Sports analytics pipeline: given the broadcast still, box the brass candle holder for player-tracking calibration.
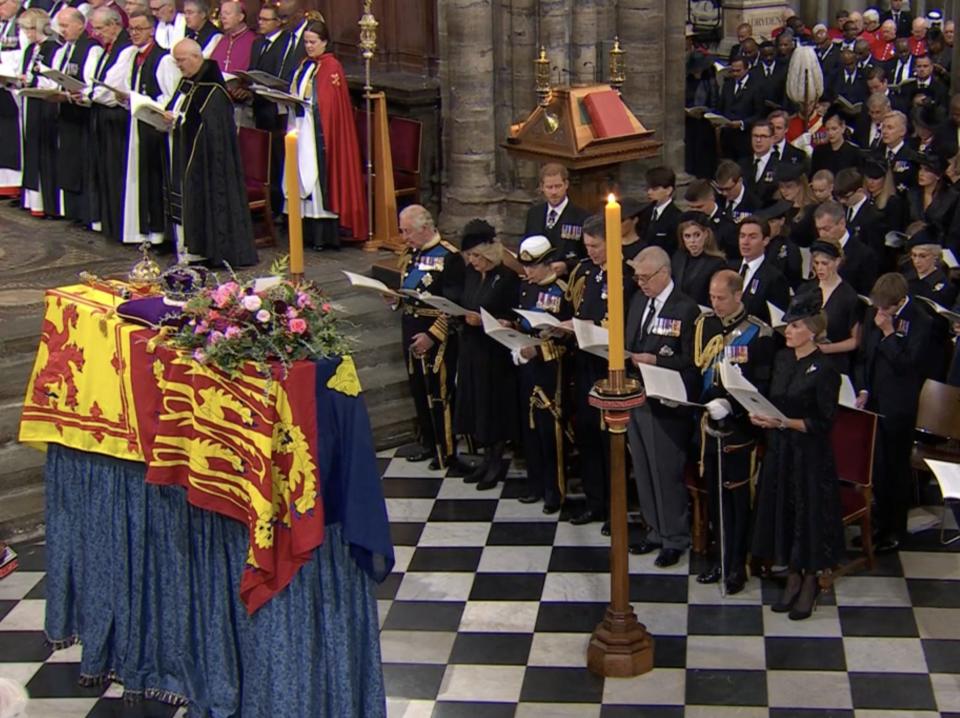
[609,36,626,94]
[359,1,378,245]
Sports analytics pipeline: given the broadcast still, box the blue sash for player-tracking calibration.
[701,322,759,397]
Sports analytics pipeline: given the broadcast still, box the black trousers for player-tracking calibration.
[405,333,457,460]
[873,413,914,538]
[574,353,609,514]
[703,436,754,576]
[520,360,564,505]
[91,105,129,242]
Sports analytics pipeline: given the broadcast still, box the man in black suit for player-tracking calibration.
[864,66,911,115]
[835,168,888,259]
[716,55,764,160]
[854,92,892,150]
[934,94,960,159]
[831,49,869,105]
[637,165,681,255]
[813,24,840,78]
[814,201,879,295]
[886,38,915,86]
[714,159,760,227]
[855,273,932,554]
[276,0,308,80]
[624,246,702,568]
[751,41,787,107]
[248,4,289,220]
[768,110,808,169]
[909,54,949,106]
[875,109,919,193]
[740,120,779,205]
[732,216,791,323]
[685,178,738,259]
[523,163,590,274]
[855,40,877,73]
[881,0,913,39]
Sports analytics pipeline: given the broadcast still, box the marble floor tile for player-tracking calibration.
[842,637,929,673]
[540,572,610,603]
[526,632,591,668]
[477,546,552,574]
[435,664,526,703]
[416,522,491,548]
[834,576,914,608]
[602,667,685,705]
[458,601,540,634]
[0,600,46,631]
[685,635,767,671]
[395,572,476,602]
[380,630,457,665]
[766,670,853,709]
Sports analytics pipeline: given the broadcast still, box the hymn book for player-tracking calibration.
[250,85,310,108]
[835,96,863,115]
[767,301,786,329]
[131,92,171,132]
[916,296,960,324]
[0,69,20,88]
[942,248,959,269]
[481,308,542,351]
[513,309,568,330]
[230,70,288,90]
[342,270,404,299]
[572,318,609,359]
[719,358,789,422]
[637,364,703,407]
[17,87,64,100]
[40,68,86,93]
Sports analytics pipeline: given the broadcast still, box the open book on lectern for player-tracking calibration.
[718,358,789,422]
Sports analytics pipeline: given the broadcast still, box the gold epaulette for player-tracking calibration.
[556,278,568,293]
[745,314,774,338]
[440,239,459,253]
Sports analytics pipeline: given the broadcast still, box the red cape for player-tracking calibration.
[314,53,368,242]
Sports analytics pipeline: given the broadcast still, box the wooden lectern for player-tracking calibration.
[504,84,662,211]
[363,91,404,252]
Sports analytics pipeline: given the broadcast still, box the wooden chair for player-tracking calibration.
[830,406,879,580]
[388,115,422,205]
[911,379,960,468]
[237,126,276,248]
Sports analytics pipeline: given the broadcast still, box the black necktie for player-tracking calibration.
[735,80,743,95]
[546,208,558,229]
[771,146,780,161]
[641,298,657,337]
[739,262,748,278]
[887,148,896,162]
[753,156,761,181]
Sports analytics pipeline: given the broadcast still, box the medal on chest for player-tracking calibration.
[651,317,682,337]
[536,290,561,313]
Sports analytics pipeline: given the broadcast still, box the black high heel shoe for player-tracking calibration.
[771,571,803,613]
[788,574,821,621]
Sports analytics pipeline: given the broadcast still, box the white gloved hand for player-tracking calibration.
[511,348,529,366]
[705,398,732,421]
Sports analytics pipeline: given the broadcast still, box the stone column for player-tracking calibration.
[572,0,600,84]
[662,0,687,172]
[540,0,573,84]
[438,0,504,236]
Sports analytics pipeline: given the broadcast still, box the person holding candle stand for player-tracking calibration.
[624,246,701,567]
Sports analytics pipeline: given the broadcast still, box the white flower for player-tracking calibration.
[242,294,263,312]
[256,309,271,323]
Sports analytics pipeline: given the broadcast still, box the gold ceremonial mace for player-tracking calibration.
[586,195,654,677]
[358,1,377,245]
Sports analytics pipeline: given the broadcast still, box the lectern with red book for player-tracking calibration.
[504,84,662,211]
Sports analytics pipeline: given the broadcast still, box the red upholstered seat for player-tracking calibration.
[831,407,878,577]
[237,126,275,248]
[388,115,422,205]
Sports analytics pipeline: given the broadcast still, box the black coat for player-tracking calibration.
[873,143,920,193]
[638,200,682,255]
[816,42,841,78]
[720,188,761,225]
[751,61,787,107]
[740,154,779,205]
[736,257,791,324]
[524,200,591,270]
[671,251,726,307]
[907,77,949,106]
[811,141,863,176]
[707,208,739,260]
[830,67,869,105]
[752,348,844,571]
[454,265,521,444]
[847,199,890,259]
[279,21,307,80]
[249,31,289,130]
[881,9,913,38]
[853,114,885,152]
[838,234,880,296]
[625,287,702,411]
[906,186,958,238]
[935,121,960,160]
[765,235,804,289]
[855,299,932,419]
[773,140,808,170]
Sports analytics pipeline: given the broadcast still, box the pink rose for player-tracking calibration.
[242,294,262,312]
[286,307,299,319]
[193,349,206,362]
[288,317,307,334]
[208,330,225,344]
[321,303,332,313]
[256,309,271,323]
[296,292,313,309]
[225,325,242,339]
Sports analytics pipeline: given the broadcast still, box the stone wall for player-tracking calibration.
[436,0,687,245]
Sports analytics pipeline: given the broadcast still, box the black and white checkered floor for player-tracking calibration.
[2,447,960,717]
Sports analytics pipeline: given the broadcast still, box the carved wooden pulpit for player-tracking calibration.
[504,84,663,212]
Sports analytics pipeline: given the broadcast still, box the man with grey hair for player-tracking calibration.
[51,7,103,225]
[85,0,127,36]
[876,109,918,193]
[150,0,184,49]
[87,5,134,240]
[395,204,465,469]
[623,246,701,568]
[814,200,878,295]
[182,0,220,57]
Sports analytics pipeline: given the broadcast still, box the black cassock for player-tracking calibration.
[166,60,257,267]
[55,34,100,224]
[454,264,520,446]
[90,31,132,241]
[20,39,61,216]
[0,17,22,191]
[752,348,845,572]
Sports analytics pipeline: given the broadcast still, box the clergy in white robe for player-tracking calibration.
[16,8,61,217]
[119,8,178,245]
[86,5,135,241]
[0,0,24,197]
[150,0,183,50]
[51,7,102,225]
[182,0,219,58]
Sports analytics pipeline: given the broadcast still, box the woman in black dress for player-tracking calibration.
[751,293,844,621]
[863,159,905,272]
[776,163,818,249]
[811,107,862,177]
[906,154,957,239]
[455,220,521,490]
[671,211,727,306]
[798,240,863,375]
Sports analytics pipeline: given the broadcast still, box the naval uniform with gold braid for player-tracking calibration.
[694,307,774,585]
[399,233,465,463]
[516,274,572,509]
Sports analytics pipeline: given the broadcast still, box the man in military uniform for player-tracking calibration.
[514,235,573,514]
[566,214,635,527]
[397,205,465,468]
[625,246,702,568]
[524,163,591,275]
[694,270,775,593]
